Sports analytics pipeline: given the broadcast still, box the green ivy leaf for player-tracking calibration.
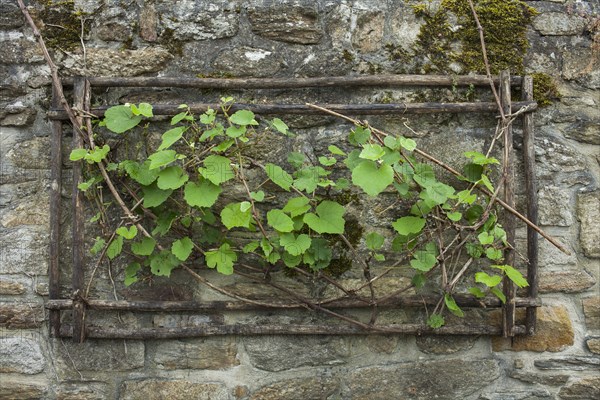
[478,231,494,245]
[202,155,234,185]
[131,102,153,117]
[70,148,88,161]
[410,250,437,272]
[265,163,293,191]
[90,237,106,255]
[282,252,302,268]
[318,156,336,166]
[365,232,385,250]
[349,125,371,145]
[142,184,172,208]
[122,160,159,185]
[172,237,194,261]
[304,238,332,270]
[171,111,188,125]
[328,145,346,156]
[293,167,320,193]
[131,237,156,256]
[444,294,465,317]
[412,272,426,288]
[447,211,462,222]
[104,105,143,133]
[152,212,177,236]
[221,202,253,229]
[491,287,506,303]
[466,242,484,258]
[243,241,259,253]
[287,152,305,168]
[184,179,221,208]
[283,197,311,218]
[200,124,224,142]
[158,126,186,151]
[392,216,426,236]
[420,181,455,205]
[205,243,237,275]
[106,236,124,260]
[157,166,189,190]
[427,313,445,328]
[250,191,265,202]
[85,145,110,163]
[271,118,290,135]
[303,201,345,234]
[226,125,246,138]
[475,272,502,287]
[352,160,394,196]
[116,225,138,240]
[463,163,484,182]
[457,189,477,205]
[464,151,499,165]
[229,109,258,126]
[150,250,180,277]
[279,233,312,256]
[148,150,177,169]
[492,265,529,288]
[260,238,273,256]
[200,109,216,124]
[485,247,503,261]
[398,136,417,151]
[124,262,141,286]
[267,209,294,232]
[468,287,486,298]
[480,174,494,192]
[359,144,385,161]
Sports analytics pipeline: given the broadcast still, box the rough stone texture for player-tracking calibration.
[538,186,573,226]
[586,337,600,354]
[154,0,239,40]
[0,38,44,64]
[0,336,45,374]
[244,335,349,371]
[562,47,600,90]
[538,237,577,269]
[1,194,50,228]
[55,382,110,400]
[539,269,596,293]
[510,370,570,386]
[150,337,238,370]
[248,1,323,45]
[119,380,228,400]
[365,335,399,354]
[96,23,132,42]
[577,192,600,258]
[0,227,49,275]
[0,279,26,295]
[352,11,385,53]
[60,47,172,77]
[212,46,283,77]
[0,107,36,127]
[478,389,554,400]
[250,376,339,400]
[416,335,477,354]
[0,377,48,400]
[558,376,600,399]
[0,1,23,29]
[139,2,158,42]
[534,356,600,371]
[346,359,500,399]
[583,296,600,331]
[492,305,574,352]
[532,12,588,35]
[0,302,44,329]
[6,137,51,169]
[55,340,144,373]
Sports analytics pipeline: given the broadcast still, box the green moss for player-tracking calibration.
[531,73,561,107]
[413,0,538,75]
[342,49,355,62]
[159,28,184,57]
[34,0,90,51]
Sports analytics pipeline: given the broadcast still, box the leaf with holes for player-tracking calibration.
[150,250,180,277]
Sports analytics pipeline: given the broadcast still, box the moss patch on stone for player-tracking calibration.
[34,0,90,51]
[531,72,561,107]
[413,0,538,75]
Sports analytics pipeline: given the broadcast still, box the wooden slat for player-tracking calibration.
[57,323,527,339]
[500,70,517,338]
[71,77,86,343]
[48,83,63,338]
[61,74,524,89]
[522,75,539,335]
[49,100,538,120]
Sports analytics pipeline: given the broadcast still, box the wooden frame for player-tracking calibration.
[45,73,539,341]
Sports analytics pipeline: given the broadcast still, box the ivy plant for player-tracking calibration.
[71,98,528,329]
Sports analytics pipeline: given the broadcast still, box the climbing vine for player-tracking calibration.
[72,98,529,328]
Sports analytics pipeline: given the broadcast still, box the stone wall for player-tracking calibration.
[1,0,598,399]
